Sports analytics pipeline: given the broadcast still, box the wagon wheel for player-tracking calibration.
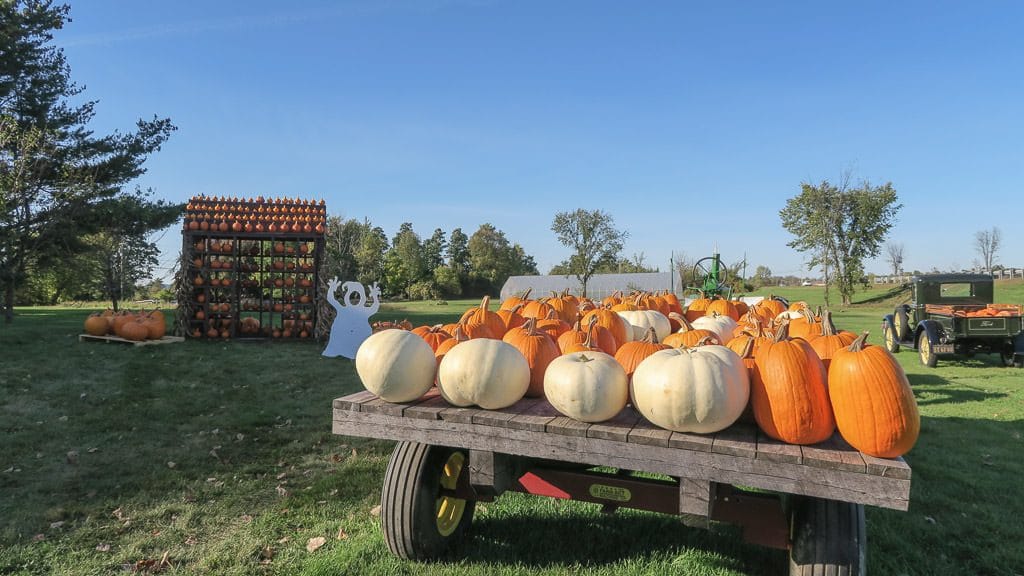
[917,332,938,368]
[381,442,476,560]
[882,321,900,353]
[789,497,866,576]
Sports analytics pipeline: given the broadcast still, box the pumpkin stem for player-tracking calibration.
[676,314,694,333]
[451,324,469,342]
[820,310,837,337]
[521,287,533,301]
[847,331,869,352]
[740,337,755,359]
[522,317,539,336]
[642,327,658,344]
[695,335,715,347]
[479,295,491,311]
[773,319,791,342]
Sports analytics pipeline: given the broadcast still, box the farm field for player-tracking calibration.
[1,284,1023,575]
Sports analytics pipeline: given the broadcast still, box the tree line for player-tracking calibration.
[321,218,538,299]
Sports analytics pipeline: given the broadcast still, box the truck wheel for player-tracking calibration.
[883,322,900,353]
[918,332,938,368]
[894,307,911,342]
[381,442,475,560]
[1000,351,1024,368]
[789,497,866,576]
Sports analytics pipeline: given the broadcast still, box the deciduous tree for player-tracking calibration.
[779,178,901,305]
[551,209,628,297]
[974,227,1001,274]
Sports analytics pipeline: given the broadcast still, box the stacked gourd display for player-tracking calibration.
[356,290,920,459]
[83,309,168,341]
[183,195,326,234]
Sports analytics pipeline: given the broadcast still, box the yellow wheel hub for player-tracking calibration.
[435,452,467,536]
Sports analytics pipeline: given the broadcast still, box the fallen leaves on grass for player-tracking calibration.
[336,526,348,540]
[49,521,64,530]
[184,536,198,546]
[259,545,274,565]
[96,543,111,552]
[125,551,172,573]
[305,537,326,553]
[32,534,45,542]
[66,451,78,464]
[369,505,381,517]
[166,462,176,469]
[276,485,289,497]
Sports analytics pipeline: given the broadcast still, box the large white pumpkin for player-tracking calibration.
[631,345,749,433]
[438,338,530,409]
[690,313,738,344]
[544,352,628,423]
[355,329,436,402]
[617,310,670,342]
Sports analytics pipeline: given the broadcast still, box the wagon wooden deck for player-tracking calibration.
[333,389,911,511]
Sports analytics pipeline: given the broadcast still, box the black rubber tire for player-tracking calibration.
[918,331,938,368]
[789,498,866,576]
[883,322,900,353]
[381,442,475,560]
[894,307,911,342]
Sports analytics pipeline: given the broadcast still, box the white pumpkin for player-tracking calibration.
[355,329,436,402]
[631,345,750,433]
[690,313,737,344]
[617,310,670,342]
[437,338,530,409]
[544,352,628,423]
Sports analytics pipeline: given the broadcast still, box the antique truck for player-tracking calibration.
[882,273,1024,367]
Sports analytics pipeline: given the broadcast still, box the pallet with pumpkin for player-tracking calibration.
[81,309,182,345]
[334,292,917,574]
[177,195,325,340]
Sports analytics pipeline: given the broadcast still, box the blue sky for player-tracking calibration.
[56,1,1023,283]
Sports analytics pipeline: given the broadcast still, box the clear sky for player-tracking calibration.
[55,1,1023,283]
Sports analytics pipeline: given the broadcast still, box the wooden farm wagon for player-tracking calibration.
[333,389,911,575]
[177,195,326,340]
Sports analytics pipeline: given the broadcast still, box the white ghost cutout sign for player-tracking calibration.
[322,278,380,359]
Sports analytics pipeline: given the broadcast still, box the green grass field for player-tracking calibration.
[1,284,1023,575]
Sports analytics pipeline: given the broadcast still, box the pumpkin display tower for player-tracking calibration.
[177,195,327,340]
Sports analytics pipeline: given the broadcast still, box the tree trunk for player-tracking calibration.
[4,281,13,324]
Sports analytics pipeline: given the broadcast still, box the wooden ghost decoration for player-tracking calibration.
[322,278,380,359]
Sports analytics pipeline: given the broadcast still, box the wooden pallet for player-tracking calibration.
[79,334,185,346]
[333,389,912,511]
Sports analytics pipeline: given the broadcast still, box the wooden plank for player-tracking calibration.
[802,435,866,473]
[333,390,376,411]
[545,416,591,438]
[403,393,449,421]
[587,407,641,442]
[79,334,184,346]
[472,397,542,428]
[669,431,714,452]
[506,398,559,432]
[628,418,672,447]
[439,405,483,425]
[359,397,407,417]
[756,431,803,464]
[712,423,757,458]
[331,411,911,510]
[862,454,912,480]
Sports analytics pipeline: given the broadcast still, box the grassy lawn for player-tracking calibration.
[1,286,1022,575]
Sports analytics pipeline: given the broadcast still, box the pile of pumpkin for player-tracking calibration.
[356,290,920,459]
[83,309,167,342]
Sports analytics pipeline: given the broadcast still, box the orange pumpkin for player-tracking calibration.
[581,308,628,349]
[613,327,669,380]
[705,298,740,321]
[411,324,451,353]
[828,333,920,458]
[435,324,470,368]
[500,288,532,311]
[808,311,857,371]
[662,315,720,348]
[84,313,109,336]
[503,318,561,398]
[460,296,507,338]
[752,322,835,445]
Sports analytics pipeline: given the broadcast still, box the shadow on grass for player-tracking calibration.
[851,284,911,306]
[908,373,1008,406]
[451,509,783,573]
